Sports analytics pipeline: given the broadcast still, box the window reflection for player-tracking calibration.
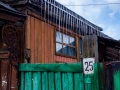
[63,45,69,55]
[56,43,62,54]
[56,31,76,57]
[70,47,76,56]
[63,34,69,44]
[70,36,75,46]
[56,31,62,43]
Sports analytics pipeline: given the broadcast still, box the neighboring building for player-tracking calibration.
[1,0,119,63]
[0,1,26,89]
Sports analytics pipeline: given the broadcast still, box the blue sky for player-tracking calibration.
[56,0,120,40]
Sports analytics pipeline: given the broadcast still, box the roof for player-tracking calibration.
[0,1,26,18]
[10,0,112,39]
[98,36,120,49]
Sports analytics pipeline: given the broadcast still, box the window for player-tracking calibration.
[56,31,76,57]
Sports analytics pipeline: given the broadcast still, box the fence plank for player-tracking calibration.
[84,75,92,90]
[33,72,40,90]
[74,73,81,90]
[25,72,32,90]
[62,73,68,90]
[55,72,62,90]
[91,64,99,90]
[48,72,55,90]
[98,63,104,90]
[38,72,41,90]
[68,73,73,90]
[19,72,25,90]
[79,73,84,90]
[42,72,48,90]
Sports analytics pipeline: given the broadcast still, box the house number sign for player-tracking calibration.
[83,58,95,74]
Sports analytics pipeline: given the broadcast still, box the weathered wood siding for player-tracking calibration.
[26,15,78,63]
[26,15,54,63]
[83,35,98,62]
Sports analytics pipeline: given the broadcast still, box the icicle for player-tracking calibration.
[53,0,55,23]
[44,0,46,21]
[48,0,50,24]
[62,10,64,33]
[71,15,72,33]
[78,19,80,35]
[56,6,58,28]
[58,5,61,32]
[65,12,68,33]
[41,0,43,18]
[76,17,78,35]
[61,6,63,28]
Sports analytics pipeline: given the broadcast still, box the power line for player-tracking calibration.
[64,3,120,6]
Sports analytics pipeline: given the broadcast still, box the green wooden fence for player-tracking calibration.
[114,69,120,90]
[19,63,104,90]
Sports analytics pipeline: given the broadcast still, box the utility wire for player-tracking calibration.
[64,3,120,6]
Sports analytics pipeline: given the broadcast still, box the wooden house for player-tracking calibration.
[2,0,119,64]
[0,0,120,90]
[0,1,26,89]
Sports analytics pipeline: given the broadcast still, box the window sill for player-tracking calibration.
[55,53,77,59]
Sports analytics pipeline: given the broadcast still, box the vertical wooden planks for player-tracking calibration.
[48,72,55,90]
[83,35,98,62]
[50,26,54,63]
[25,72,32,90]
[55,72,62,90]
[33,72,39,90]
[41,22,45,63]
[38,20,42,63]
[74,73,84,90]
[67,73,73,90]
[91,64,99,90]
[19,72,25,90]
[114,70,120,90]
[34,19,39,63]
[10,66,18,90]
[30,17,35,63]
[62,73,68,90]
[0,60,9,90]
[84,75,92,90]
[44,23,50,63]
[98,63,104,90]
[42,72,48,90]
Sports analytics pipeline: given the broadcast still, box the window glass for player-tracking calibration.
[56,43,62,54]
[69,47,76,56]
[70,36,75,46]
[63,34,69,44]
[63,45,69,55]
[56,31,76,57]
[56,31,62,43]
